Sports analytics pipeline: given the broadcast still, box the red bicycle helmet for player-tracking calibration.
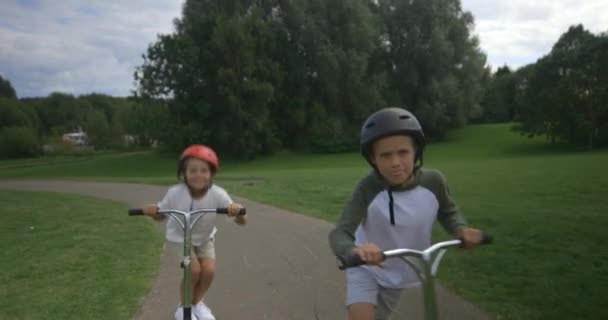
[177,144,219,177]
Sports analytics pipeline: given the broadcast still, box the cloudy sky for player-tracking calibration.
[1,0,607,98]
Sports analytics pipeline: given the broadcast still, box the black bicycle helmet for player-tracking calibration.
[360,107,426,167]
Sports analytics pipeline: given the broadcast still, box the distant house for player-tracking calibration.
[122,134,136,147]
[62,129,88,146]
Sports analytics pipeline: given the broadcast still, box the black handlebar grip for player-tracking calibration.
[337,254,366,270]
[128,208,144,216]
[216,207,247,215]
[481,232,493,245]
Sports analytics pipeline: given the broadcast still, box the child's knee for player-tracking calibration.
[189,258,201,280]
[198,268,214,282]
[199,259,215,278]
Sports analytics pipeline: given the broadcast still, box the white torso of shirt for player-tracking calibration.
[158,183,232,245]
[355,186,440,288]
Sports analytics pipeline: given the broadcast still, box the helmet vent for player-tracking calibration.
[365,122,375,129]
[399,115,410,119]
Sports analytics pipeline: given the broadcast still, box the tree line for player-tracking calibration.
[134,0,487,158]
[2,1,606,159]
[0,86,167,158]
[476,25,608,148]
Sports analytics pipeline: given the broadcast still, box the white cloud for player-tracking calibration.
[1,1,607,97]
[462,0,608,70]
[0,0,182,97]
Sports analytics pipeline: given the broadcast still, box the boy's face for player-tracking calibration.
[184,158,212,190]
[371,135,416,186]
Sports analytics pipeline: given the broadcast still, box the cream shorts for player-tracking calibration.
[168,237,215,261]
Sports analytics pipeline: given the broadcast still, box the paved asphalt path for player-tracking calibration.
[0,180,492,320]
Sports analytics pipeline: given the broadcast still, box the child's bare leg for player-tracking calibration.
[193,257,215,303]
[348,303,375,320]
[179,255,201,305]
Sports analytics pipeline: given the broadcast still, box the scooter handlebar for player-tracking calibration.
[337,232,493,270]
[127,207,247,216]
[216,207,247,215]
[128,208,144,216]
[478,232,493,245]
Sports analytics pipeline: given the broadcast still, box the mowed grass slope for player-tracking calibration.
[221,124,608,319]
[0,191,163,320]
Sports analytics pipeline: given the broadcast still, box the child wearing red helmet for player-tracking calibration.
[142,144,246,320]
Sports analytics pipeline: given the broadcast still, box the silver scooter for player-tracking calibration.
[337,233,492,320]
[129,206,246,320]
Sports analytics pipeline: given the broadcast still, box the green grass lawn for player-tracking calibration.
[0,191,163,320]
[0,151,125,170]
[1,123,606,319]
[221,125,608,319]
[0,151,176,180]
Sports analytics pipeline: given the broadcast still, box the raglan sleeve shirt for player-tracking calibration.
[329,169,468,257]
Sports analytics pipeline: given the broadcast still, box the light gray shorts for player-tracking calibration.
[346,267,403,320]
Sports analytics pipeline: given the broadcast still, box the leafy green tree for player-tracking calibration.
[0,74,17,99]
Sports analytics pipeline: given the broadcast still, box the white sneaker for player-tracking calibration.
[194,300,215,320]
[175,305,199,320]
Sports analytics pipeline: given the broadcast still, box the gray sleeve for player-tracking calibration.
[328,175,379,257]
[432,170,468,235]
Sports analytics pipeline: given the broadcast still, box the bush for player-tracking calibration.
[0,126,41,158]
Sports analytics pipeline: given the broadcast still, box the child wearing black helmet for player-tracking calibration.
[329,107,483,320]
